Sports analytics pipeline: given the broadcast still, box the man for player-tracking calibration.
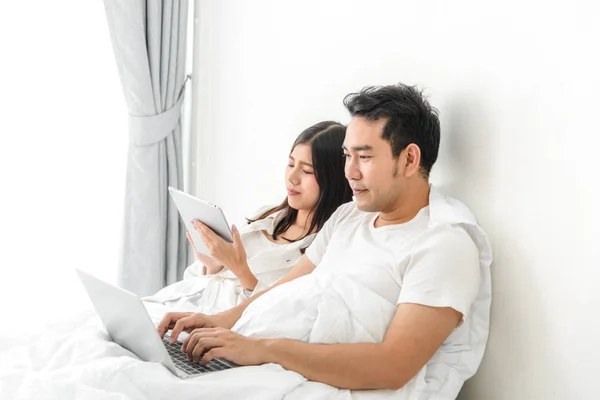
[158,83,492,397]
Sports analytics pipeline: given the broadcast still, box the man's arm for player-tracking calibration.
[159,254,317,340]
[261,303,461,390]
[256,226,479,390]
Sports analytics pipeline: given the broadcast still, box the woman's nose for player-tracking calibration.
[288,168,300,185]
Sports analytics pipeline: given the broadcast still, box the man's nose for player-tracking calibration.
[345,158,361,181]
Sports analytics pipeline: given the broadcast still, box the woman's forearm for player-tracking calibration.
[235,263,258,290]
[204,264,225,275]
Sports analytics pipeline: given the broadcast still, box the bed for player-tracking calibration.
[0,271,427,400]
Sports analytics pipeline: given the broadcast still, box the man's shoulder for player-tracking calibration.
[334,200,358,216]
[415,223,478,258]
[330,201,371,225]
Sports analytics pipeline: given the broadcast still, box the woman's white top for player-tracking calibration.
[143,207,315,315]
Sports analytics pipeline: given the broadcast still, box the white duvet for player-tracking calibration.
[0,272,426,400]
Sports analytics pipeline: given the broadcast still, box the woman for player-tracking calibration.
[144,121,353,315]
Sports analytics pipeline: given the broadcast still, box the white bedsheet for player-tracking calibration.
[0,272,425,400]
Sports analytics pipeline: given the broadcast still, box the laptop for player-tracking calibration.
[75,268,237,378]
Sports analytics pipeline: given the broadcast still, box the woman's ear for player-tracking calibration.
[403,144,422,177]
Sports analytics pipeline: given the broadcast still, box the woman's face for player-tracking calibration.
[285,143,320,212]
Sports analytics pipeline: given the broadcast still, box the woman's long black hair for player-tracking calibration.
[248,121,353,242]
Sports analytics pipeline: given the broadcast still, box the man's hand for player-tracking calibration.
[181,327,267,366]
[157,312,218,343]
[157,311,240,343]
[157,312,195,339]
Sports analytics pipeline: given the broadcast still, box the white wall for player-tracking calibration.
[0,1,127,327]
[191,0,599,398]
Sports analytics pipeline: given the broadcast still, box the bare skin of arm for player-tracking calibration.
[257,304,461,389]
[177,302,461,390]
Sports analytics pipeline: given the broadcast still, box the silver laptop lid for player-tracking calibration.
[75,269,179,375]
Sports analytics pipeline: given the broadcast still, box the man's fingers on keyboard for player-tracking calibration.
[191,343,207,363]
[182,327,212,350]
[202,347,224,365]
[170,319,189,343]
[184,331,205,357]
[182,330,195,353]
[157,312,187,338]
[195,337,224,363]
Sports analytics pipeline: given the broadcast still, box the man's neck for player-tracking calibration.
[376,180,431,227]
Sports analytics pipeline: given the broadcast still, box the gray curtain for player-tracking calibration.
[103,0,189,296]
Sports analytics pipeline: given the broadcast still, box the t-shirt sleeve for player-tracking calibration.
[397,225,480,320]
[305,202,354,267]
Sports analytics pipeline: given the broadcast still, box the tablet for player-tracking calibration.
[168,187,233,255]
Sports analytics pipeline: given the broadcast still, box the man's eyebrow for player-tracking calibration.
[289,155,313,168]
[342,145,374,151]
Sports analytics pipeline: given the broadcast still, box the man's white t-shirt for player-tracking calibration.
[305,187,492,398]
[306,203,480,318]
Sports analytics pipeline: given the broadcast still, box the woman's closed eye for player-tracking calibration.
[288,160,313,174]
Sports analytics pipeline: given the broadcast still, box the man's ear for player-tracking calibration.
[403,144,422,177]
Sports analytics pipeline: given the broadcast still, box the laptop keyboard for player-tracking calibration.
[162,336,237,375]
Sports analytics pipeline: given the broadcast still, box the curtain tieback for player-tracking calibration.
[128,76,190,146]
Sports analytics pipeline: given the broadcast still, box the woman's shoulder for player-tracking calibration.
[247,204,279,221]
[239,205,282,233]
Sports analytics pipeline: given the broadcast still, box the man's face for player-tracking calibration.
[343,117,404,213]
